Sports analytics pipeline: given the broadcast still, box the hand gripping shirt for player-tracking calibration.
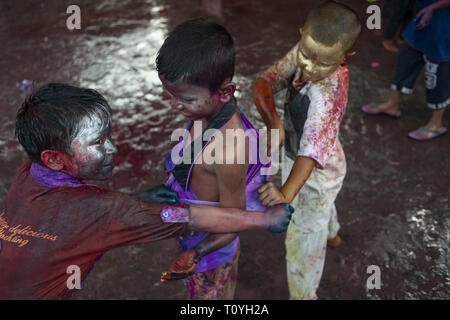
[0,161,186,299]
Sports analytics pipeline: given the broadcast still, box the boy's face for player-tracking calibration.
[297,28,346,83]
[159,75,222,122]
[65,115,118,180]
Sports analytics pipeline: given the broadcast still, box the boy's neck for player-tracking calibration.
[201,97,235,125]
[204,105,225,124]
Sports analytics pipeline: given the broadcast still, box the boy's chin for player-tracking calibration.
[101,168,115,180]
[96,173,113,181]
[85,169,114,181]
[183,114,203,121]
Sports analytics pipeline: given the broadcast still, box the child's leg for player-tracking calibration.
[327,204,340,240]
[285,222,328,300]
[281,151,329,299]
[381,0,415,52]
[390,40,425,94]
[184,245,240,300]
[281,142,346,299]
[408,56,449,140]
[327,140,346,241]
[363,42,424,116]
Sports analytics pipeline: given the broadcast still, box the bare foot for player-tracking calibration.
[327,235,341,247]
[362,102,401,118]
[382,39,399,53]
[396,37,405,47]
[408,125,448,141]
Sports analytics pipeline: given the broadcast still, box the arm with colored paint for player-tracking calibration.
[158,201,294,282]
[253,44,299,152]
[161,139,247,283]
[253,78,285,151]
[186,203,293,233]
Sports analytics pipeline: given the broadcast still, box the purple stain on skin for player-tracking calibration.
[16,80,33,92]
[160,206,190,223]
[267,203,294,233]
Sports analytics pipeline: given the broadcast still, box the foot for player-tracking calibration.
[382,39,399,53]
[327,235,341,247]
[408,126,448,141]
[361,102,401,118]
[396,37,405,47]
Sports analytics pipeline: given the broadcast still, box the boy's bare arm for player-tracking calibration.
[160,202,294,283]
[259,156,315,206]
[192,138,251,255]
[280,156,315,203]
[160,136,248,282]
[253,78,286,151]
[192,156,248,256]
[253,78,283,130]
[253,45,298,147]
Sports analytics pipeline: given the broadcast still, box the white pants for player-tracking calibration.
[281,139,346,299]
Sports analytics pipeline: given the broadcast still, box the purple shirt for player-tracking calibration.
[165,108,268,272]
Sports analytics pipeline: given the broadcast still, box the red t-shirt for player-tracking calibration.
[0,161,186,299]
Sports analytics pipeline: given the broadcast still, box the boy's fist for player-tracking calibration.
[262,203,294,233]
[160,249,199,283]
[258,182,287,207]
[133,184,179,205]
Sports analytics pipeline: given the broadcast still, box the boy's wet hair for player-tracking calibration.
[15,83,111,164]
[304,0,361,52]
[156,18,235,93]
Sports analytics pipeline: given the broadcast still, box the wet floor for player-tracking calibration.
[0,0,448,299]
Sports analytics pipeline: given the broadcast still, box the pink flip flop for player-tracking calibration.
[408,127,448,141]
[361,103,402,119]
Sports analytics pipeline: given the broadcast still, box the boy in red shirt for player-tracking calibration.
[0,83,292,299]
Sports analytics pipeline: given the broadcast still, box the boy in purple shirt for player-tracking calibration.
[155,18,271,299]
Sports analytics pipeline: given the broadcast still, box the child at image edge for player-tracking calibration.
[253,0,361,299]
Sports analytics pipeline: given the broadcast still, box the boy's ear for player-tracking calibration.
[40,150,68,171]
[299,27,303,36]
[217,79,236,104]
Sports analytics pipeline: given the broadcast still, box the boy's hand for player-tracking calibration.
[415,5,434,30]
[258,182,287,207]
[160,249,199,283]
[132,184,179,205]
[262,203,294,233]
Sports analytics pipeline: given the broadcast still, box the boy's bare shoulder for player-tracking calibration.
[220,109,245,131]
[202,109,248,173]
[220,110,249,155]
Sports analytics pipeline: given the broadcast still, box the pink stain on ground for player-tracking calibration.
[371,62,380,68]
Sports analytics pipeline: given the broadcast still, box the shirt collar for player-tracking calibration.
[30,163,86,188]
